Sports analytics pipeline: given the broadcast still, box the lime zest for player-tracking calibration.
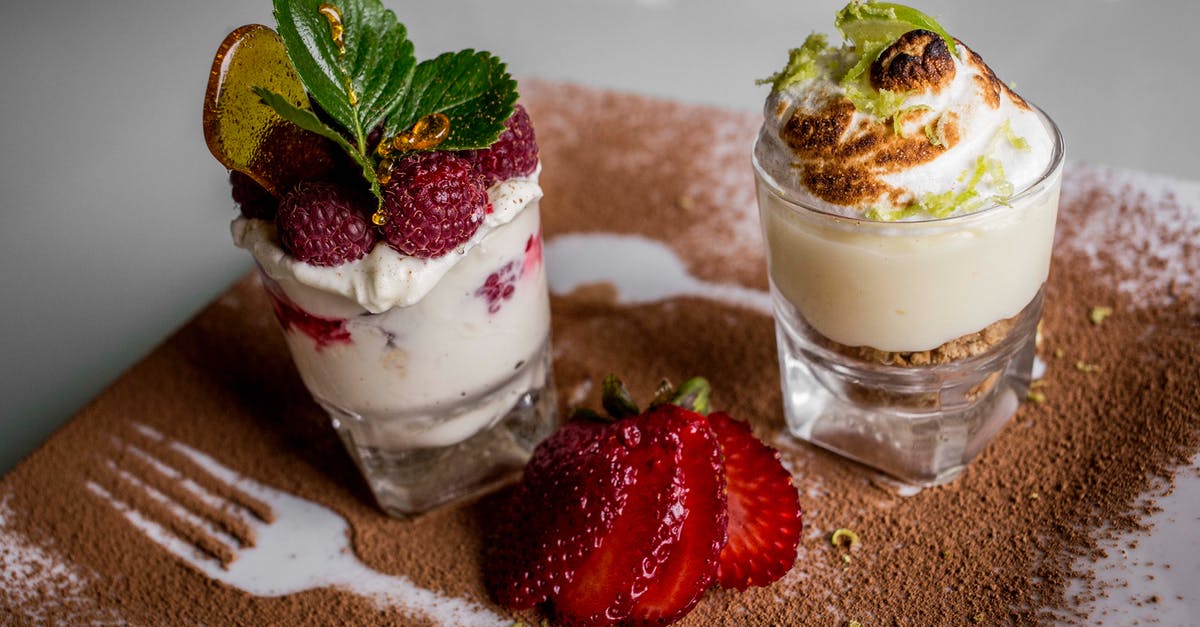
[758,33,830,91]
[923,117,944,147]
[1089,306,1114,325]
[892,103,932,136]
[831,528,860,547]
[998,118,1031,151]
[870,116,1032,220]
[844,83,908,120]
[837,39,888,86]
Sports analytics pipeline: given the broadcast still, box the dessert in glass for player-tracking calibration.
[202,4,556,516]
[753,1,1064,485]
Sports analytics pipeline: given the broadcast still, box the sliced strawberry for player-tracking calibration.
[707,412,803,590]
[628,407,727,625]
[488,419,623,609]
[552,411,686,626]
[487,411,689,624]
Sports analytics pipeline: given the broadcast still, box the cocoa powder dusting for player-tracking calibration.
[2,81,1197,625]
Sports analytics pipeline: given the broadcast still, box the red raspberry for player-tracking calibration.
[380,152,487,258]
[458,103,539,186]
[229,170,278,220]
[276,181,376,266]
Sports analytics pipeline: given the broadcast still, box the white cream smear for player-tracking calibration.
[86,423,508,627]
[545,232,772,315]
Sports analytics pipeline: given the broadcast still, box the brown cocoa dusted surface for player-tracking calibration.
[2,81,1198,625]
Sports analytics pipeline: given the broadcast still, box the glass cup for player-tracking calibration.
[258,199,557,517]
[752,107,1064,486]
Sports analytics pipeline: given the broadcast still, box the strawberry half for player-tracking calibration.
[707,411,803,590]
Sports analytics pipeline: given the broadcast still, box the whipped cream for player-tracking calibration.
[233,167,542,313]
[756,36,1054,219]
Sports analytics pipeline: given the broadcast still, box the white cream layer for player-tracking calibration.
[758,170,1061,352]
[232,168,542,314]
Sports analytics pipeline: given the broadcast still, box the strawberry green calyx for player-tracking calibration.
[602,374,640,419]
[599,375,713,420]
[668,377,712,416]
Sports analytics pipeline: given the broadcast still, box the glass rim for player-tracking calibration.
[751,102,1065,226]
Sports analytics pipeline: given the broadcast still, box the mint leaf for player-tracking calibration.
[272,0,415,152]
[385,50,517,150]
[254,86,382,201]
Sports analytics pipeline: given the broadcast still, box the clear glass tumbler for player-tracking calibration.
[753,108,1064,486]
[258,200,557,517]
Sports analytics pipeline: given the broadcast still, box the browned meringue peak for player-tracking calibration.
[963,42,1031,112]
[770,34,1046,211]
[869,29,956,94]
[779,95,962,208]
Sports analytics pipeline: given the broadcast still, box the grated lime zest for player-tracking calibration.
[759,33,830,92]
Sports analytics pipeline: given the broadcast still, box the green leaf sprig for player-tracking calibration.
[256,0,517,205]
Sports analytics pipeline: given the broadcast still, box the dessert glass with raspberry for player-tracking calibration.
[203,5,556,516]
[753,2,1064,486]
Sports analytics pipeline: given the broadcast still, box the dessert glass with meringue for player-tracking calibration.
[753,3,1064,485]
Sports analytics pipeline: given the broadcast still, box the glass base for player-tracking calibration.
[774,287,1042,487]
[324,342,558,517]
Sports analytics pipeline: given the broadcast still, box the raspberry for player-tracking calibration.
[476,261,520,313]
[379,152,487,258]
[458,103,539,186]
[276,181,376,266]
[229,170,278,220]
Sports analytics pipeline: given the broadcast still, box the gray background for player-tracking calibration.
[2,0,1197,471]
